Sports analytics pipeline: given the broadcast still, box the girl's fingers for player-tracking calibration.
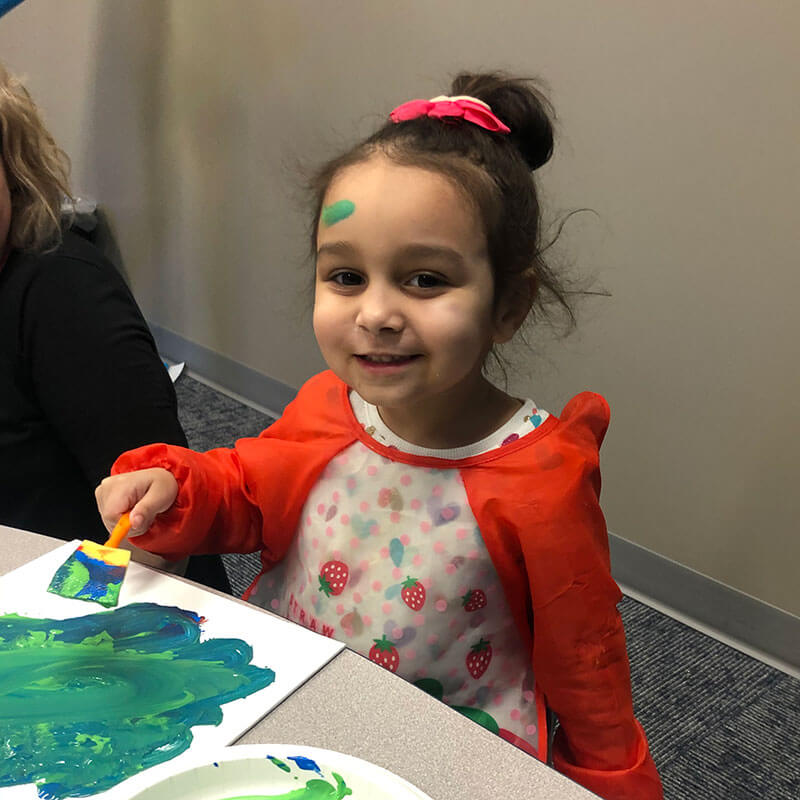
[95,469,178,535]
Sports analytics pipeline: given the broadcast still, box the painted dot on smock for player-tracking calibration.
[340,514,350,524]
[410,498,422,510]
[370,523,379,535]
[447,667,459,678]
[367,465,378,476]
[380,547,390,558]
[332,550,342,560]
[372,580,382,592]
[467,549,479,559]
[353,592,362,603]
[457,632,466,642]
[406,648,417,659]
[332,490,340,502]
[421,577,432,588]
[392,567,402,579]
[456,528,468,540]
[526,724,537,736]
[359,559,369,571]
[317,503,325,515]
[426,633,439,645]
[433,541,445,554]
[270,599,280,610]
[432,485,443,496]
[400,534,411,545]
[359,501,369,512]
[382,602,393,614]
[306,515,313,526]
[362,614,372,625]
[392,626,403,639]
[445,564,456,575]
[400,474,412,486]
[413,614,425,627]
[350,537,360,549]
[336,603,344,615]
[523,690,535,702]
[390,512,401,524]
[493,694,503,707]
[510,708,521,720]
[347,477,356,489]
[412,554,423,566]
[435,599,447,612]
[420,521,431,533]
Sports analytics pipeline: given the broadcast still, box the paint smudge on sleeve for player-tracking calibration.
[0,602,275,799]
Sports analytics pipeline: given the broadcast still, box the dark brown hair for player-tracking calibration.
[308,71,575,328]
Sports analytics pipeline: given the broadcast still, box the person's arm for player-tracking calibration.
[526,394,663,799]
[22,240,187,491]
[101,371,353,563]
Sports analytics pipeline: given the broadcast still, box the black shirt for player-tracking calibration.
[0,230,187,542]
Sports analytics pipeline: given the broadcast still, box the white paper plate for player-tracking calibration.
[123,744,434,800]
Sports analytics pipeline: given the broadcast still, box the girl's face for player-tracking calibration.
[313,155,520,444]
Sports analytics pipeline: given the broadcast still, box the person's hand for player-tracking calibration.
[95,468,179,536]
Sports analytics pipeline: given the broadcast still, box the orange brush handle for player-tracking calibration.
[104,512,132,549]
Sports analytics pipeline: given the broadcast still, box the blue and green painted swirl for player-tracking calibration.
[0,602,275,799]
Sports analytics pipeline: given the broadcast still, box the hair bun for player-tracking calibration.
[449,72,554,170]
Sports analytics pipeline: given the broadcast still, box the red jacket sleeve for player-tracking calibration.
[463,393,662,799]
[111,371,356,564]
[532,394,662,799]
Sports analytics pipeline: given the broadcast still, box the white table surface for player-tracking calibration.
[0,524,597,800]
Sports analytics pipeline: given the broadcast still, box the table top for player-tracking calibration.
[0,524,596,800]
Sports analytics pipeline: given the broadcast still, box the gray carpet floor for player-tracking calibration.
[175,372,799,800]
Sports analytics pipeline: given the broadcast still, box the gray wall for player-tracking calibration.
[2,0,798,616]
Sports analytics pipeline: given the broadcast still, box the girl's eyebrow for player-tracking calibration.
[393,244,466,267]
[316,241,357,258]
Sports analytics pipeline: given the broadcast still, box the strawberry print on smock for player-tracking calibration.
[318,560,349,596]
[247,391,550,758]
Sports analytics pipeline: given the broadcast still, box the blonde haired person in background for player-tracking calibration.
[0,62,229,592]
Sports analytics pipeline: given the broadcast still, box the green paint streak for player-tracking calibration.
[0,603,275,799]
[221,772,352,799]
[320,200,355,227]
[51,559,90,597]
[268,755,292,773]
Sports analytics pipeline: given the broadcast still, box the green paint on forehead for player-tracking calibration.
[321,199,355,227]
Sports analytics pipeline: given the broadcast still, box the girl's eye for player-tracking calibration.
[331,271,363,286]
[408,273,445,289]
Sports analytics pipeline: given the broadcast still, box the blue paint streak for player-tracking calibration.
[289,756,322,775]
[73,549,126,600]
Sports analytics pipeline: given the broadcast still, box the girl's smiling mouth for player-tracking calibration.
[354,353,422,370]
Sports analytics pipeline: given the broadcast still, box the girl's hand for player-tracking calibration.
[95,468,179,536]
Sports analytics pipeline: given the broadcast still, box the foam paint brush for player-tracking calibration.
[47,513,133,607]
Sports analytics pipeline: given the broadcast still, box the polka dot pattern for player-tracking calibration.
[247,425,546,755]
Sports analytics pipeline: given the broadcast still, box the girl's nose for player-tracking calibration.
[355,286,405,333]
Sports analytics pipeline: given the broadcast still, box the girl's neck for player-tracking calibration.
[375,377,522,450]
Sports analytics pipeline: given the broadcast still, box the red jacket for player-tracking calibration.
[115,370,662,799]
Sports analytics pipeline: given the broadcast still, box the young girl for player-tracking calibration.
[96,72,662,799]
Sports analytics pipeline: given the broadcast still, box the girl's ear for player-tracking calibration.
[492,276,535,344]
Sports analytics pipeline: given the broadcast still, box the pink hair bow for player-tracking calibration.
[390,94,510,134]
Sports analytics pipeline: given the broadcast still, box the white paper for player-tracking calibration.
[0,543,345,799]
